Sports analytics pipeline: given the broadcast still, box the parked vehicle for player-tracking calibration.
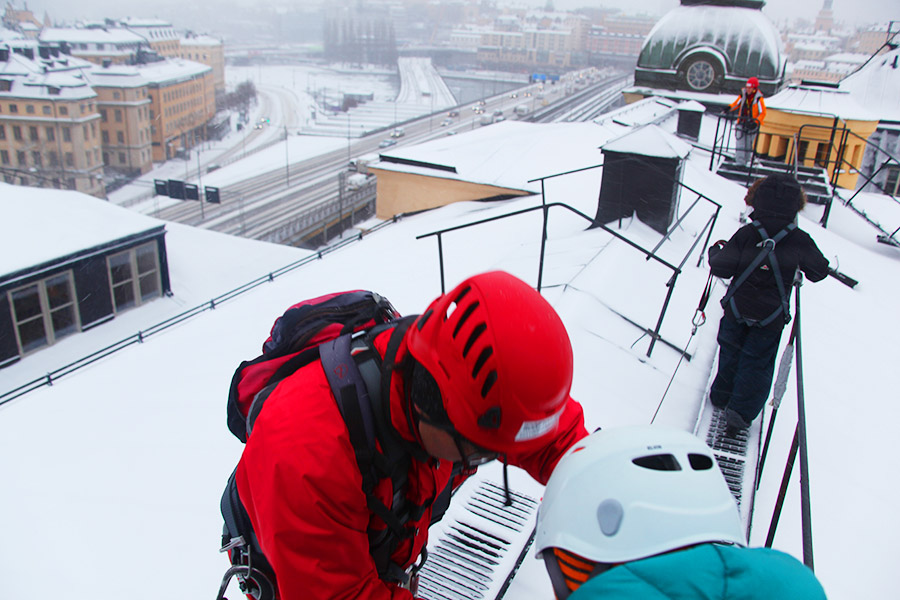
[514,105,528,116]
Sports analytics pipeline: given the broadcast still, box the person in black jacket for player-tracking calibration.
[708,174,830,432]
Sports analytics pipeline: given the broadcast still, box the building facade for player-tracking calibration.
[179,33,225,94]
[0,41,105,197]
[87,65,153,176]
[39,27,145,66]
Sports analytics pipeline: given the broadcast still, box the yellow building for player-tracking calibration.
[0,42,105,197]
[755,84,879,189]
[139,59,215,162]
[179,34,225,95]
[120,18,181,58]
[86,65,153,175]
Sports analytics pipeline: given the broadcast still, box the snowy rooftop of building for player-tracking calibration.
[135,58,212,85]
[766,83,877,121]
[826,53,870,65]
[0,183,164,278]
[840,45,900,122]
[180,35,222,47]
[85,65,148,88]
[120,17,174,28]
[0,51,97,100]
[40,27,145,45]
[602,124,693,159]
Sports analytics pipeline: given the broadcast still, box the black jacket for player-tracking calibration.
[709,216,829,331]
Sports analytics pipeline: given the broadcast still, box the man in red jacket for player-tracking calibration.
[234,271,588,599]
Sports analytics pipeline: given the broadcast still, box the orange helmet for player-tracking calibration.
[406,271,573,453]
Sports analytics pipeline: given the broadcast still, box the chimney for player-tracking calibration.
[0,47,9,62]
[593,125,692,235]
[102,58,112,68]
[676,100,705,141]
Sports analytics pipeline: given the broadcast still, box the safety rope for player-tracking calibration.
[650,272,715,424]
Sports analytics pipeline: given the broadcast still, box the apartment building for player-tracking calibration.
[0,42,105,197]
[140,59,214,162]
[86,64,153,176]
[180,33,225,94]
[119,17,180,57]
[39,27,145,66]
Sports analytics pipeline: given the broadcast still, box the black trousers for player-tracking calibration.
[710,316,783,426]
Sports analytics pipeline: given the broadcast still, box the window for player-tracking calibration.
[886,167,900,196]
[43,105,51,115]
[102,131,109,144]
[115,109,122,122]
[49,151,58,166]
[83,125,89,139]
[65,152,73,167]
[59,106,68,115]
[0,124,4,140]
[118,152,125,163]
[46,127,55,142]
[32,151,41,167]
[8,272,79,355]
[62,127,71,142]
[26,104,35,114]
[29,126,38,141]
[17,150,25,165]
[108,243,161,312]
[113,91,121,100]
[117,131,124,143]
[13,125,22,141]
[9,103,17,113]
[0,150,8,164]
[100,108,107,122]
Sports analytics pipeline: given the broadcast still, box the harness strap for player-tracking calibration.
[721,221,796,326]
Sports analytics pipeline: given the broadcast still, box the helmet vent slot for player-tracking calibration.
[632,454,681,471]
[453,301,480,339]
[454,285,471,304]
[463,323,486,358]
[481,370,497,398]
[472,346,493,378]
[688,453,714,470]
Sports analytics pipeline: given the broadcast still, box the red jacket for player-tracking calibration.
[236,326,588,600]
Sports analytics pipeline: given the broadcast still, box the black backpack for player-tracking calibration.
[217,290,446,599]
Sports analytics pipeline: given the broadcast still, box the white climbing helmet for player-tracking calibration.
[535,426,746,565]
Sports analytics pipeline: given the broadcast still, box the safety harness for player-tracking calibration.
[720,220,797,328]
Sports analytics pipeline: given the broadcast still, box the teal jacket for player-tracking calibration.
[571,544,826,599]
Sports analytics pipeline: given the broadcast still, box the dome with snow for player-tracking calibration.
[635,0,785,95]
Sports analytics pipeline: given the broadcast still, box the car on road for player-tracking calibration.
[509,92,518,98]
[493,109,503,117]
[379,138,397,148]
[390,127,405,138]
[448,110,460,117]
[446,130,458,136]
[441,118,453,127]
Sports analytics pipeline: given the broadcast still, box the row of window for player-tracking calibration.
[104,149,151,166]
[100,128,150,145]
[163,82,202,103]
[0,102,94,115]
[0,147,99,168]
[0,122,98,144]
[100,105,150,123]
[7,243,161,356]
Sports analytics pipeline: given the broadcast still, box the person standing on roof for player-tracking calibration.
[232,271,588,599]
[534,426,827,599]
[708,174,829,434]
[729,77,767,165]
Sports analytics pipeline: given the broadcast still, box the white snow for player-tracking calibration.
[1,76,899,600]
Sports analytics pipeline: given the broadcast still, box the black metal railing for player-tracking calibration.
[417,158,721,358]
[0,216,403,408]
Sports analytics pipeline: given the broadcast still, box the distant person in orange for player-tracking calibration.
[729,77,767,165]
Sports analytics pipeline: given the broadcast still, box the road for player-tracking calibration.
[152,66,629,246]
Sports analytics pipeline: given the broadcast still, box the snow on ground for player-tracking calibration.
[2,105,899,600]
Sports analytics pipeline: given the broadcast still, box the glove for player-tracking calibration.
[708,239,727,261]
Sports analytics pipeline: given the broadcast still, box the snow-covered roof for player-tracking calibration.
[840,46,900,123]
[602,124,693,159]
[0,183,164,278]
[639,4,783,80]
[677,100,706,113]
[826,53,869,65]
[0,27,25,41]
[119,17,173,28]
[85,65,148,88]
[180,35,222,47]
[767,83,877,121]
[372,121,608,194]
[135,59,211,85]
[40,27,145,46]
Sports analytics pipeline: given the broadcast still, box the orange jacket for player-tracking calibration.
[729,88,766,125]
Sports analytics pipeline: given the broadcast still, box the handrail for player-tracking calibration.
[0,214,403,408]
[417,168,720,359]
[762,277,815,570]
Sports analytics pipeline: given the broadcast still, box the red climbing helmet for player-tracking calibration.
[746,76,759,89]
[406,271,574,453]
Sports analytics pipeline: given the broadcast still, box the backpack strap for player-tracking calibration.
[721,221,797,327]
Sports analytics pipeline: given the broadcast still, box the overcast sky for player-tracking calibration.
[15,0,898,32]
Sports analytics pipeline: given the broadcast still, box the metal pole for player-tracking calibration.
[537,203,549,293]
[793,284,815,570]
[765,426,799,548]
[646,272,678,358]
[437,233,446,294]
[197,149,205,220]
[285,126,290,187]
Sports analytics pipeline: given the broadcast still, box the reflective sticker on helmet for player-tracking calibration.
[514,409,562,442]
